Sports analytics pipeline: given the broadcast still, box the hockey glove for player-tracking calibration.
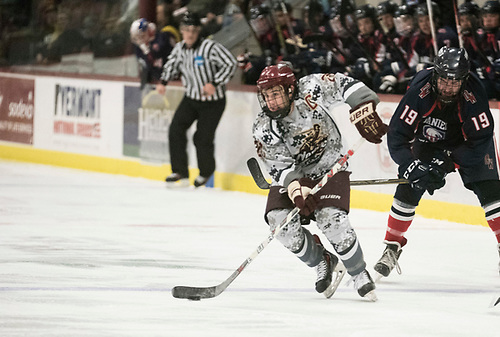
[138,43,150,55]
[426,153,455,195]
[400,159,430,191]
[287,178,319,217]
[349,100,389,144]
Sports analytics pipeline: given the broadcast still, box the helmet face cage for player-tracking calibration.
[432,47,470,103]
[257,64,297,119]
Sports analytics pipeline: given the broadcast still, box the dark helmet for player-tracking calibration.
[458,1,480,34]
[333,0,356,14]
[256,63,297,119]
[355,4,377,21]
[458,1,480,17]
[415,1,440,19]
[482,0,500,14]
[181,11,201,26]
[432,47,470,103]
[376,0,398,17]
[395,4,414,18]
[250,3,270,20]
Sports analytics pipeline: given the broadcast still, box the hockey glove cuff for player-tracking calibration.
[426,154,454,195]
[287,178,319,216]
[400,159,430,191]
[349,100,389,144]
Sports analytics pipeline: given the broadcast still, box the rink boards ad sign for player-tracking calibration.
[123,85,183,162]
[0,76,34,144]
[53,84,102,139]
[33,77,123,157]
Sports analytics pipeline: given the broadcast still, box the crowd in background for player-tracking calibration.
[0,0,136,65]
[3,1,500,99]
[236,0,500,99]
[131,0,500,100]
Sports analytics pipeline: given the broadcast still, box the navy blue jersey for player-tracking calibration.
[388,68,495,172]
[134,30,176,84]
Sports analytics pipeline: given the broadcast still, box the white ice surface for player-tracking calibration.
[1,159,499,337]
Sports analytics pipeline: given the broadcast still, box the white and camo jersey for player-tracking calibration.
[253,72,379,187]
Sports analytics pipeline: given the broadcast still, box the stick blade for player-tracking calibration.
[489,295,500,308]
[247,157,271,189]
[172,286,217,300]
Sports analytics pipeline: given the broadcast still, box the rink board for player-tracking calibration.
[1,71,499,226]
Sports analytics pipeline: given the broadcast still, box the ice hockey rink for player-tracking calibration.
[1,159,499,337]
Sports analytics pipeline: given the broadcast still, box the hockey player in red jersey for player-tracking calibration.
[374,46,500,279]
[252,62,388,300]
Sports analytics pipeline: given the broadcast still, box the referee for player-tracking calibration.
[156,11,237,188]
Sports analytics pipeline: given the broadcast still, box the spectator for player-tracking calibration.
[348,4,386,90]
[475,0,500,100]
[37,10,87,63]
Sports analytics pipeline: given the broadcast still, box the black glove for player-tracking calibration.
[400,159,430,191]
[426,153,455,195]
[287,178,319,216]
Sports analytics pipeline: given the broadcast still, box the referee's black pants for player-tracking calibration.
[169,96,226,179]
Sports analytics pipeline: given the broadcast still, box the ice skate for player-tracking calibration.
[374,241,402,281]
[314,250,346,298]
[194,176,210,188]
[322,257,347,299]
[315,250,336,293]
[349,269,377,301]
[165,173,189,188]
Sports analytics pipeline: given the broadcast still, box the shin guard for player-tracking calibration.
[385,199,416,247]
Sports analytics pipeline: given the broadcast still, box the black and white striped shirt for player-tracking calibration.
[160,38,237,101]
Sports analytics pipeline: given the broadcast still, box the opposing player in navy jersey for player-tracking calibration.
[130,18,177,90]
[374,47,500,279]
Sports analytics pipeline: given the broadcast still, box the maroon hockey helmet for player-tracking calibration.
[256,63,297,119]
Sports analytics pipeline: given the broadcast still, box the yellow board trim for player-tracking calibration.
[0,143,486,227]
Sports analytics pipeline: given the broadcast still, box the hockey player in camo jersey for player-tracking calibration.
[252,62,388,300]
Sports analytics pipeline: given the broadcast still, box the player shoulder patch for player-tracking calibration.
[321,73,336,82]
[419,82,431,99]
[463,90,477,104]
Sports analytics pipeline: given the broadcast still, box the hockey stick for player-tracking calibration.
[426,0,438,55]
[247,157,409,189]
[452,0,463,49]
[171,138,365,300]
[490,295,500,307]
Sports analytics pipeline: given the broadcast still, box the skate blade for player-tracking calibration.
[363,290,378,302]
[166,180,190,188]
[489,295,500,308]
[323,263,347,299]
[373,271,385,283]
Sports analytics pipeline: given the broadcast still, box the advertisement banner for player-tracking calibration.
[53,84,102,139]
[123,85,184,163]
[0,77,34,144]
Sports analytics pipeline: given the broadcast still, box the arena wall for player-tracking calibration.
[1,71,499,227]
